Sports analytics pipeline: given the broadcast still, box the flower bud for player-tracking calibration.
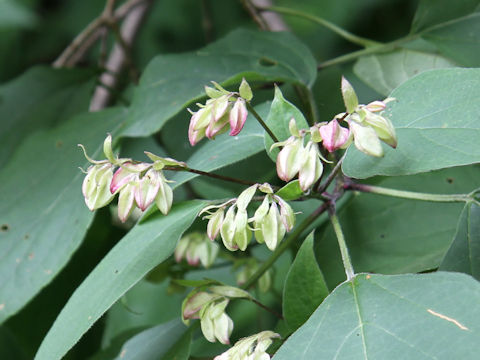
[211,95,231,123]
[176,232,219,268]
[155,173,173,215]
[214,330,280,360]
[229,98,248,136]
[205,113,230,140]
[341,76,359,113]
[349,120,384,157]
[117,183,136,223]
[207,208,224,240]
[298,142,323,191]
[239,78,253,101]
[201,300,233,344]
[365,100,386,113]
[233,209,251,251]
[236,184,258,211]
[364,112,397,148]
[288,117,300,138]
[319,119,350,153]
[263,202,280,251]
[310,124,323,143]
[220,206,238,251]
[134,169,161,211]
[188,114,207,146]
[205,85,224,99]
[258,183,273,194]
[110,163,142,194]
[82,163,115,211]
[276,137,304,182]
[182,291,218,322]
[209,285,251,299]
[103,134,116,164]
[275,196,295,232]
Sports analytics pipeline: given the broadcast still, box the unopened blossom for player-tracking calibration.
[188,79,253,146]
[318,119,350,152]
[339,77,397,157]
[182,285,251,344]
[214,331,280,360]
[175,232,219,268]
[82,163,115,211]
[236,259,272,293]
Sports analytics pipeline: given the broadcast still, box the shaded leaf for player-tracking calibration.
[123,29,316,137]
[354,49,456,96]
[283,232,329,332]
[35,200,207,360]
[440,202,480,280]
[343,68,480,178]
[0,108,125,324]
[274,272,480,360]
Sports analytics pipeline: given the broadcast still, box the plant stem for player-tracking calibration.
[318,35,415,69]
[241,202,330,289]
[347,183,472,203]
[249,298,284,320]
[258,5,380,48]
[317,153,346,193]
[329,210,355,281]
[164,166,258,187]
[246,102,279,143]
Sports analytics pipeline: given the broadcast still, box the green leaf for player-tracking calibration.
[274,272,480,359]
[123,29,317,137]
[113,320,191,360]
[35,200,206,360]
[275,180,303,201]
[316,166,480,288]
[440,202,480,280]
[0,66,95,168]
[283,232,329,332]
[0,0,37,29]
[411,0,479,33]
[0,108,125,324]
[264,86,309,161]
[354,49,456,96]
[169,103,269,187]
[343,68,480,178]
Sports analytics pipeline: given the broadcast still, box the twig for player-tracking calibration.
[90,0,151,110]
[316,152,346,193]
[246,102,279,143]
[53,0,148,68]
[164,166,258,187]
[249,298,284,320]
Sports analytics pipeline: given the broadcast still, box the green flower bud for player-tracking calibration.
[341,76,359,113]
[236,184,258,211]
[350,120,384,157]
[239,78,253,101]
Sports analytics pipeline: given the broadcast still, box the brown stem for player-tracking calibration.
[249,298,284,320]
[163,166,258,187]
[316,152,346,193]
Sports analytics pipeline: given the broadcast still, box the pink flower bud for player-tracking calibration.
[229,98,248,136]
[319,119,350,152]
[117,183,136,223]
[134,169,161,211]
[205,114,229,139]
[276,137,304,181]
[188,114,207,146]
[110,164,139,194]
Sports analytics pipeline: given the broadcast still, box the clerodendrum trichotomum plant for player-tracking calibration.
[3,2,480,359]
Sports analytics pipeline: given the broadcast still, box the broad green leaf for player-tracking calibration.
[0,66,95,168]
[411,0,479,33]
[113,320,191,360]
[275,180,303,201]
[0,0,37,29]
[264,86,309,161]
[283,232,329,332]
[123,29,317,137]
[316,166,480,288]
[274,272,480,360]
[343,68,480,178]
[170,103,268,187]
[440,202,480,280]
[354,49,456,96]
[0,326,26,360]
[35,200,206,360]
[0,108,125,324]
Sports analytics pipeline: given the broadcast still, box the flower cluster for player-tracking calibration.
[175,232,219,268]
[80,135,184,222]
[214,331,280,360]
[188,78,253,146]
[340,76,397,157]
[182,285,251,344]
[200,183,295,252]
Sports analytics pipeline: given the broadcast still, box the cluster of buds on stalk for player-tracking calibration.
[214,330,280,360]
[175,232,219,268]
[182,285,251,344]
[271,119,329,191]
[80,135,185,222]
[338,76,397,157]
[188,78,253,146]
[200,183,295,252]
[235,258,272,293]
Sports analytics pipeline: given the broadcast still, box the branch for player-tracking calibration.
[89,0,151,111]
[163,166,258,187]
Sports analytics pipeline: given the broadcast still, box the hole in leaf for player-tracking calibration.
[446,178,454,184]
[1,224,9,232]
[258,57,277,67]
